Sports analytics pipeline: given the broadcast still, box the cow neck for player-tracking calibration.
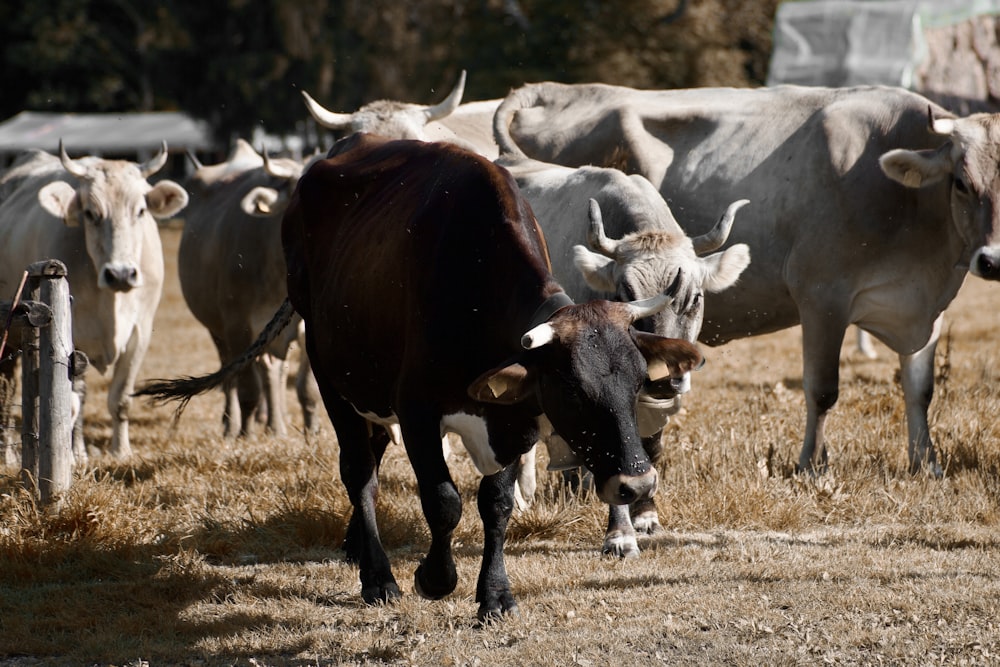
[527,291,575,328]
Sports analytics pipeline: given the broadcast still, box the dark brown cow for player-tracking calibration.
[140,133,702,620]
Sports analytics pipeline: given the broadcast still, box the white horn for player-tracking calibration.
[928,105,955,136]
[626,293,672,322]
[301,90,356,130]
[587,198,620,257]
[521,322,556,349]
[58,140,89,178]
[691,199,749,255]
[139,141,169,177]
[262,147,296,180]
[423,70,466,122]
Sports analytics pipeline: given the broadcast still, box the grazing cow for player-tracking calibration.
[495,82,1000,474]
[301,69,500,158]
[494,125,750,556]
[138,134,703,620]
[0,142,188,460]
[179,140,320,437]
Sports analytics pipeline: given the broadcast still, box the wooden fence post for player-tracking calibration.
[23,260,75,506]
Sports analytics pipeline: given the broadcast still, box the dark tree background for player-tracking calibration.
[0,0,782,143]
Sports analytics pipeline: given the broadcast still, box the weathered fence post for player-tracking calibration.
[22,260,75,506]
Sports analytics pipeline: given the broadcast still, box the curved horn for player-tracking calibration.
[139,141,169,177]
[691,199,749,255]
[301,90,356,130]
[626,293,672,322]
[586,199,621,257]
[423,69,466,123]
[261,147,296,180]
[58,140,89,178]
[927,105,956,136]
[185,148,204,171]
[521,322,556,350]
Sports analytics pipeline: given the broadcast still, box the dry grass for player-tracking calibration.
[2,226,1000,665]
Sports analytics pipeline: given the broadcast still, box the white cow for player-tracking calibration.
[495,121,750,555]
[0,142,188,460]
[496,82,1000,474]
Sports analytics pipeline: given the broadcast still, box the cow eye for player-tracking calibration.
[954,177,969,194]
[137,206,147,219]
[82,208,99,225]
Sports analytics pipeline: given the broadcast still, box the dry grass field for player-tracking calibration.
[2,224,1000,666]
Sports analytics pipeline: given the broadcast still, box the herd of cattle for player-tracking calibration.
[2,70,1000,620]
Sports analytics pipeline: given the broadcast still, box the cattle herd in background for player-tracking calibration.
[4,69,1000,620]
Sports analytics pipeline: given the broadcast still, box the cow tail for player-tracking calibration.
[135,298,297,418]
[492,86,538,160]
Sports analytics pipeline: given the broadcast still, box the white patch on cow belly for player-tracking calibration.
[353,408,403,445]
[441,412,502,476]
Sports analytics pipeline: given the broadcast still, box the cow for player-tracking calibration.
[178,140,321,438]
[138,133,704,620]
[493,124,750,556]
[301,69,500,159]
[0,142,188,460]
[494,81,1000,475]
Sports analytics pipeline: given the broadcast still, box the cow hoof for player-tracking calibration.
[361,582,401,605]
[477,599,520,624]
[602,534,640,559]
[631,512,664,536]
[413,561,457,600]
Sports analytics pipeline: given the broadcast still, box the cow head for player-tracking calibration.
[879,106,1000,280]
[37,141,188,291]
[468,296,703,506]
[240,149,311,217]
[302,70,466,141]
[571,198,750,433]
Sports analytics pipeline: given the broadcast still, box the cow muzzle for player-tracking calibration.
[597,467,658,506]
[971,246,1000,280]
[99,263,142,292]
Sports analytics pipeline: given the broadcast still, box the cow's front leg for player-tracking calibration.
[476,462,520,620]
[629,432,666,537]
[257,353,289,436]
[399,406,461,601]
[603,503,639,558]
[899,314,942,476]
[107,329,150,459]
[797,311,847,474]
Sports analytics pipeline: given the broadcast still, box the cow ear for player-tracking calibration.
[572,245,618,293]
[633,332,704,381]
[241,186,280,216]
[701,243,751,293]
[146,180,189,219]
[468,362,536,404]
[38,181,79,225]
[879,148,951,189]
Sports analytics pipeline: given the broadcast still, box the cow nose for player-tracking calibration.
[101,265,140,291]
[599,467,658,506]
[975,250,1000,280]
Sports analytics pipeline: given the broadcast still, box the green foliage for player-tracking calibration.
[0,0,782,144]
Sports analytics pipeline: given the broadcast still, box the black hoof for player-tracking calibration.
[361,582,401,605]
[413,560,457,600]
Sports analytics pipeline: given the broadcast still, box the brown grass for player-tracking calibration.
[2,226,1000,665]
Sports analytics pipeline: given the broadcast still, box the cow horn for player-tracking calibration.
[927,105,956,136]
[586,199,621,257]
[185,148,204,171]
[691,199,749,255]
[423,69,466,123]
[262,147,296,180]
[139,141,169,177]
[58,140,89,178]
[301,90,355,130]
[626,293,672,322]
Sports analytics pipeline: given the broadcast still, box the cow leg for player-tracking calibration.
[71,373,86,464]
[603,503,639,558]
[513,446,537,510]
[325,394,400,604]
[899,314,942,476]
[106,328,151,459]
[257,354,288,436]
[476,462,521,620]
[398,406,461,602]
[631,432,665,535]
[797,312,847,474]
[0,357,17,467]
[295,324,322,434]
[342,425,391,563]
[235,364,261,437]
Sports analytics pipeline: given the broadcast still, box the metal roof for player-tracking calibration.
[0,110,215,155]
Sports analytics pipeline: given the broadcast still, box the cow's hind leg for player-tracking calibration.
[797,310,847,474]
[476,462,521,620]
[342,424,392,564]
[398,405,461,602]
[324,394,399,604]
